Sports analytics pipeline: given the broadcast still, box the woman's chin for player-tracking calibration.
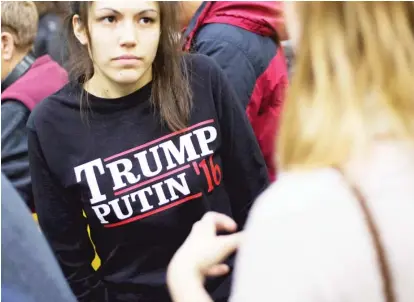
[113,70,149,86]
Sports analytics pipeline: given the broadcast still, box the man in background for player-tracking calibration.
[181,1,289,181]
[1,1,68,209]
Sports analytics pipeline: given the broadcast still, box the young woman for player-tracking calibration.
[28,1,269,301]
[167,2,414,302]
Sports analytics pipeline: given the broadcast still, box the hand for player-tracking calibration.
[167,212,243,302]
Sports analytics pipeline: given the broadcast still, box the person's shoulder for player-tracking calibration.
[27,82,80,131]
[182,53,225,94]
[182,53,222,77]
[249,168,351,223]
[182,53,228,94]
[197,23,257,47]
[196,23,277,63]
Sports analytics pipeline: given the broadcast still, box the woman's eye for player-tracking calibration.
[102,16,116,23]
[139,17,153,25]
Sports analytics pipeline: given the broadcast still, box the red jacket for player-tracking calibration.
[183,2,288,181]
[1,55,68,110]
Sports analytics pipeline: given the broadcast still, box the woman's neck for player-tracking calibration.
[84,68,152,99]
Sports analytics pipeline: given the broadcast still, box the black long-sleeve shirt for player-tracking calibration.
[28,54,269,302]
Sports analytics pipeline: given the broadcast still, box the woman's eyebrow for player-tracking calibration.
[96,8,120,14]
[96,8,159,16]
[137,9,159,15]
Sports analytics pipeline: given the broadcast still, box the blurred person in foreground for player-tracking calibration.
[180,1,289,181]
[1,173,76,302]
[168,2,414,301]
[1,1,68,210]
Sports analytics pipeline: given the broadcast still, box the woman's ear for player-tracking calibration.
[72,14,88,45]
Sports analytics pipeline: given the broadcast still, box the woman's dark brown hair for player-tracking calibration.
[64,1,192,131]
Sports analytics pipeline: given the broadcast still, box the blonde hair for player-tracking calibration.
[278,2,414,171]
[1,1,38,49]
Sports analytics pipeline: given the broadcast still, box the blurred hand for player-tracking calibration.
[167,212,243,302]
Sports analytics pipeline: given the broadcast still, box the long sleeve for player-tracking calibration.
[1,101,32,208]
[28,128,104,301]
[212,62,270,228]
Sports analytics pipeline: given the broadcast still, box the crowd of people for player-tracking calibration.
[1,1,413,302]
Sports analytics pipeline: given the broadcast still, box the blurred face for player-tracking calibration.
[73,1,161,94]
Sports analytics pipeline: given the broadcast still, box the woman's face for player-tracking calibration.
[74,1,161,88]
